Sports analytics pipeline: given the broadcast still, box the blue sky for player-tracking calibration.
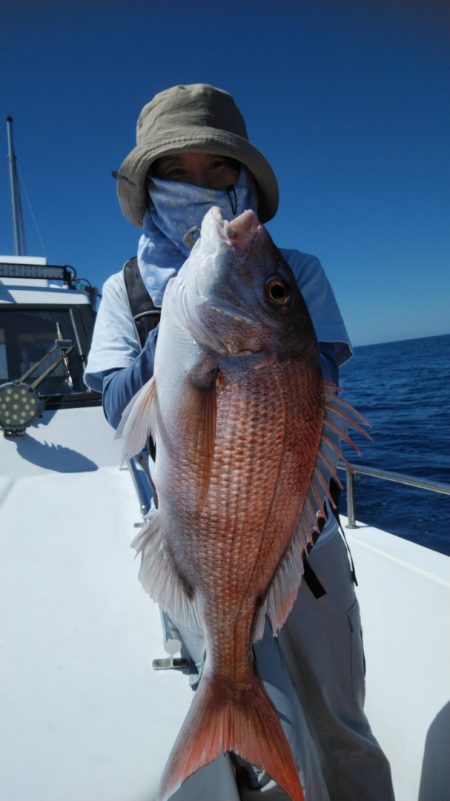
[0,0,448,346]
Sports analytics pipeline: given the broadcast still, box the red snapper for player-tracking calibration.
[121,207,367,801]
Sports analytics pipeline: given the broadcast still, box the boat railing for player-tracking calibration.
[339,463,450,528]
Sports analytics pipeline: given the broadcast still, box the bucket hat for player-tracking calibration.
[115,83,279,226]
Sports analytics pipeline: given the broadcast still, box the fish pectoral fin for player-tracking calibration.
[178,375,217,504]
[117,376,157,460]
[131,509,201,633]
[158,671,304,801]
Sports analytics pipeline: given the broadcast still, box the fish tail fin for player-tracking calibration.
[158,670,304,801]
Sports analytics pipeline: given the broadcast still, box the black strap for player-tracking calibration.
[123,257,161,347]
[329,477,358,586]
[123,257,160,464]
[301,477,358,598]
[337,519,359,586]
[302,556,327,599]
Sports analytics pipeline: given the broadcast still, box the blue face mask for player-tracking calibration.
[137,168,258,306]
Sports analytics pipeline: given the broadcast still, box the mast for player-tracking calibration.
[6,116,27,256]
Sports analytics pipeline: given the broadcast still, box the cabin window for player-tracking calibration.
[0,306,93,397]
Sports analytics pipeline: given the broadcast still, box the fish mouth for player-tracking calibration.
[214,207,262,249]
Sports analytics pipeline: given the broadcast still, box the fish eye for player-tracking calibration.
[264,276,291,306]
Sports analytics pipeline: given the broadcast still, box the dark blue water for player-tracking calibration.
[339,333,450,556]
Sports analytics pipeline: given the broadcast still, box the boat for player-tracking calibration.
[0,120,449,801]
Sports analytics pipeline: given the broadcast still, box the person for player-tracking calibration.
[84,83,395,801]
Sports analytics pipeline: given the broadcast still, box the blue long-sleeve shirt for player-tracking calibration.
[102,328,158,429]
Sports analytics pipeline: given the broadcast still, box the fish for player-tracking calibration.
[120,206,368,801]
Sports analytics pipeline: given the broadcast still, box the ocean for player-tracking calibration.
[338,333,450,556]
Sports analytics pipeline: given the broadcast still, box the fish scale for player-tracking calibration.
[196,374,293,610]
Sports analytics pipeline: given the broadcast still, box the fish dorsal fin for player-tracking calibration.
[131,508,201,633]
[116,377,157,460]
[253,381,370,642]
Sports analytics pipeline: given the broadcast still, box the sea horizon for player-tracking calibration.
[352,330,450,350]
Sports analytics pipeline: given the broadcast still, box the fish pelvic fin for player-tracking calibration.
[158,670,304,801]
[254,381,371,641]
[116,377,157,461]
[131,508,201,633]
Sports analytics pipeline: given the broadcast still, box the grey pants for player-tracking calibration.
[279,530,395,801]
[166,530,395,801]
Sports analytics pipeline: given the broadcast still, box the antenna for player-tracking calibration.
[6,116,27,256]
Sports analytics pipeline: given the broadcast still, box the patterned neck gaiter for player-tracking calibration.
[136,168,258,306]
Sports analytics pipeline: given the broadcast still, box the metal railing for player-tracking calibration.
[339,463,450,528]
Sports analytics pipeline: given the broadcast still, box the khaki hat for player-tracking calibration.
[115,83,279,226]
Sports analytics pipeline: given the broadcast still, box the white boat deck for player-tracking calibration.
[346,523,449,801]
[0,406,192,801]
[0,405,449,801]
